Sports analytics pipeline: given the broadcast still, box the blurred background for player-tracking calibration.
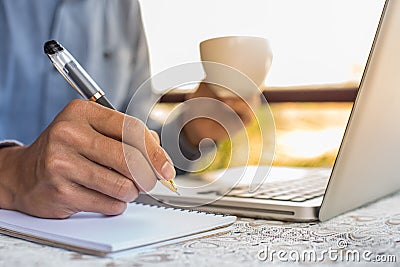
[138,0,385,169]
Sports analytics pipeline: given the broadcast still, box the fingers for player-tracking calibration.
[55,122,159,192]
[76,100,175,180]
[122,116,175,180]
[121,145,159,192]
[74,136,158,192]
[18,100,172,219]
[59,100,175,181]
[69,184,128,216]
[65,154,140,202]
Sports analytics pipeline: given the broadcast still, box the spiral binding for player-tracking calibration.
[133,202,232,217]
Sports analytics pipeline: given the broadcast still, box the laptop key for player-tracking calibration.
[222,174,329,202]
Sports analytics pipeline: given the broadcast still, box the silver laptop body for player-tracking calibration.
[144,0,400,222]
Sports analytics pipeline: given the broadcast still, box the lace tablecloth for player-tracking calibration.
[1,192,399,267]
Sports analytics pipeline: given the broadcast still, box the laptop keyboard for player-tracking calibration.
[224,175,329,202]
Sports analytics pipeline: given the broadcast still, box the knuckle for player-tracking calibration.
[51,184,73,206]
[47,121,67,142]
[150,146,164,163]
[118,146,128,167]
[108,201,127,215]
[90,132,106,151]
[130,190,139,202]
[43,153,69,178]
[109,110,124,125]
[65,99,87,114]
[48,121,78,145]
[124,187,138,202]
[125,116,142,129]
[112,178,135,201]
[124,117,145,138]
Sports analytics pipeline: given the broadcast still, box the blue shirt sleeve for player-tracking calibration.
[0,0,197,172]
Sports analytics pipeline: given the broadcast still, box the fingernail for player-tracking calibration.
[161,161,176,180]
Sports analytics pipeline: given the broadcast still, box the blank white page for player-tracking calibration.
[0,202,236,254]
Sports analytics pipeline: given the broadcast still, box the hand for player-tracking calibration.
[0,100,175,218]
[182,82,260,146]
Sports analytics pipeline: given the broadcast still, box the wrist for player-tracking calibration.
[0,145,25,210]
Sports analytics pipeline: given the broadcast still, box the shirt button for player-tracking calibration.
[103,51,112,59]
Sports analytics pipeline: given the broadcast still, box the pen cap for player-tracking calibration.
[44,40,104,100]
[44,40,64,55]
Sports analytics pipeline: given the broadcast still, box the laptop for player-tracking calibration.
[142,0,400,222]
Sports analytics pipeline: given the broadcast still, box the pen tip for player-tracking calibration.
[159,179,180,195]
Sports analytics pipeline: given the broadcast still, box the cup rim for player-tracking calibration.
[200,36,270,47]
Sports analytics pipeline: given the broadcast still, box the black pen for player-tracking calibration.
[44,40,115,109]
[43,40,179,194]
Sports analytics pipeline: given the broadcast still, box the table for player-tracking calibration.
[1,192,399,266]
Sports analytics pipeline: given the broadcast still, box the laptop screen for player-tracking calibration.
[140,0,385,171]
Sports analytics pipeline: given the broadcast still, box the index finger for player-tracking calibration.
[79,101,176,181]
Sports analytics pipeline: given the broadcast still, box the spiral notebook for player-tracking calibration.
[0,202,236,256]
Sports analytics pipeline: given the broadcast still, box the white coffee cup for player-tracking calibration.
[200,36,273,98]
